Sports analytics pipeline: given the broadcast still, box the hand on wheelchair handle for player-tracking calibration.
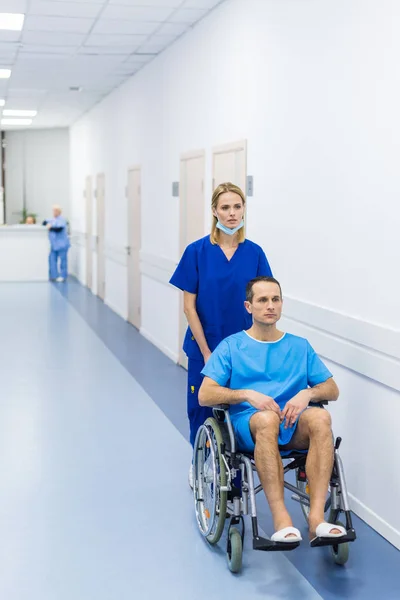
[246,390,281,415]
[281,390,311,429]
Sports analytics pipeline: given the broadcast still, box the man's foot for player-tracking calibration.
[271,526,302,543]
[55,277,64,282]
[309,520,346,540]
[188,464,194,489]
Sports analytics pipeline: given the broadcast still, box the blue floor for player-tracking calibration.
[1,280,399,599]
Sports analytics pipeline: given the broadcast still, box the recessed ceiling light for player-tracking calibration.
[0,99,4,107]
[3,109,37,117]
[0,13,24,31]
[1,118,32,126]
[0,69,11,79]
[69,86,82,92]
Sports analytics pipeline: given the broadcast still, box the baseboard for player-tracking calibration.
[140,326,179,364]
[349,493,400,550]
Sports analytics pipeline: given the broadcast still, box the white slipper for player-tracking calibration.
[314,522,346,539]
[271,526,302,543]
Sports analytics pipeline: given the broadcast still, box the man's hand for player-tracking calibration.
[246,390,280,416]
[46,223,52,230]
[281,390,311,429]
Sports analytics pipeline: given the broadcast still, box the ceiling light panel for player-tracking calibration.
[1,118,32,125]
[0,13,24,30]
[3,109,37,116]
[0,68,11,78]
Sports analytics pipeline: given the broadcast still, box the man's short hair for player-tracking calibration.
[246,276,282,303]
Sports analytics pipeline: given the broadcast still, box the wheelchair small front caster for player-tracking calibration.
[227,528,243,573]
[330,521,349,565]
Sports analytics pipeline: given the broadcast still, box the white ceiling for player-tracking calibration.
[0,0,225,129]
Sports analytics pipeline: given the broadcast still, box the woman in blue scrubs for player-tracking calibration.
[169,182,273,485]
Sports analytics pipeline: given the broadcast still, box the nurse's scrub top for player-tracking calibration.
[169,235,272,361]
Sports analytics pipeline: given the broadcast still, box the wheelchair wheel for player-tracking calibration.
[296,469,310,523]
[227,528,242,573]
[329,521,349,565]
[193,417,228,545]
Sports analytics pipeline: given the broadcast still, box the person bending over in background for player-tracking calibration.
[199,276,345,544]
[43,205,70,282]
[169,182,273,488]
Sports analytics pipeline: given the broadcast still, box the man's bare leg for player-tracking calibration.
[283,408,341,538]
[250,411,297,537]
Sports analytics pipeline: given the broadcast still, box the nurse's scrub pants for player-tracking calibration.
[187,358,213,447]
[49,248,68,280]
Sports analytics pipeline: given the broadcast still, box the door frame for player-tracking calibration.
[96,172,105,301]
[127,164,142,330]
[212,139,247,191]
[85,175,93,290]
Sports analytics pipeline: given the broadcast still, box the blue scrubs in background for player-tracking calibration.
[170,235,272,446]
[44,217,70,280]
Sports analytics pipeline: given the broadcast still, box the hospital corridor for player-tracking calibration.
[0,0,399,599]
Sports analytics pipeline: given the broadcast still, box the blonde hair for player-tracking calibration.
[210,182,246,245]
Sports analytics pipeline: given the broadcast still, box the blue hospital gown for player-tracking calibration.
[202,331,332,450]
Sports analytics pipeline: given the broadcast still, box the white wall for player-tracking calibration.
[70,0,400,547]
[5,128,70,224]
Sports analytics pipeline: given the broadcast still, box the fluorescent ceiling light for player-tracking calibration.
[1,118,32,126]
[0,13,25,31]
[3,109,37,117]
[0,69,11,79]
[0,99,4,107]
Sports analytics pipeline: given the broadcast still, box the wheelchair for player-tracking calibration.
[193,403,356,573]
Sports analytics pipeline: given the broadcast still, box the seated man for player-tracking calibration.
[198,276,346,545]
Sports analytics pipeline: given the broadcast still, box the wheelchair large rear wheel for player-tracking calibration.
[193,417,228,545]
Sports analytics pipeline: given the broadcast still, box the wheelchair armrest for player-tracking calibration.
[309,400,329,407]
[214,404,229,410]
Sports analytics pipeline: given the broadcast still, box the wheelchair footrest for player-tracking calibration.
[253,535,300,552]
[310,529,356,548]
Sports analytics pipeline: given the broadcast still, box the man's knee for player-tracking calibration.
[303,407,332,434]
[251,410,280,440]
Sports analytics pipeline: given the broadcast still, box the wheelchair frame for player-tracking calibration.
[193,404,356,572]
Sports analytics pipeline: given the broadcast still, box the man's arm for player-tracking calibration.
[199,377,281,415]
[198,377,247,406]
[281,377,339,428]
[308,377,339,403]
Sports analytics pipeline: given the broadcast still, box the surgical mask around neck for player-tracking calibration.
[216,220,244,236]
